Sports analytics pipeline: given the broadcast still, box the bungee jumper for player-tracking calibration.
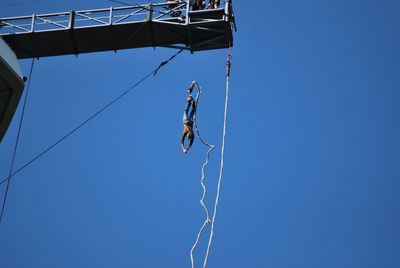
[180,81,197,154]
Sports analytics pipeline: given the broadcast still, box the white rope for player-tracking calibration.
[202,62,230,268]
[189,51,231,268]
[190,83,215,268]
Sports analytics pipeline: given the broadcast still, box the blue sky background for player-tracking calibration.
[1,0,400,267]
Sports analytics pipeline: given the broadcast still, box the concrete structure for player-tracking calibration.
[0,37,25,142]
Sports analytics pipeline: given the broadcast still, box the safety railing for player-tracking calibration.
[0,2,190,35]
[0,1,232,36]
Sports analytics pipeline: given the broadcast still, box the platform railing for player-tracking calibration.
[0,2,186,35]
[0,1,230,35]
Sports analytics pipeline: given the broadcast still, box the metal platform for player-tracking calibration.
[0,1,235,59]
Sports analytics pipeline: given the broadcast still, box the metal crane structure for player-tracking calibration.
[0,0,235,141]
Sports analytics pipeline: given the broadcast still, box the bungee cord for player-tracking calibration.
[202,48,231,268]
[190,46,232,268]
[190,82,215,268]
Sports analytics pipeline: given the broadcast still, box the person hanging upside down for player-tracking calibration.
[180,81,197,154]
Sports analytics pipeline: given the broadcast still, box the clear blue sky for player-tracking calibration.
[1,0,400,267]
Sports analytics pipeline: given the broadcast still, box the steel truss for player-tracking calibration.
[0,1,235,58]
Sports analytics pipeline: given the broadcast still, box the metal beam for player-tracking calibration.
[0,1,235,58]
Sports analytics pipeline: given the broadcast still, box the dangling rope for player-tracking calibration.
[190,82,215,268]
[0,59,35,224]
[202,47,231,268]
[190,46,232,268]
